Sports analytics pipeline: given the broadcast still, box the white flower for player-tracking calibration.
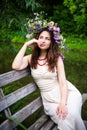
[26,34,33,39]
[48,21,54,27]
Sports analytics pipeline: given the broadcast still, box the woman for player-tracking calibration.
[12,27,86,130]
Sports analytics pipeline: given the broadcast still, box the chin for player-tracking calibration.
[39,46,49,50]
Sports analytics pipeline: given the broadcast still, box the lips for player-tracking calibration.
[39,44,45,47]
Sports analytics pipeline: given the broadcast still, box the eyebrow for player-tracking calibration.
[39,35,50,39]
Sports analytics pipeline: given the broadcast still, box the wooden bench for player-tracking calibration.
[0,68,87,130]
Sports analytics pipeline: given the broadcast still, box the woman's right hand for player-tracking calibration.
[25,38,38,48]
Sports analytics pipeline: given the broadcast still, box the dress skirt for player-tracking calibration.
[31,65,86,130]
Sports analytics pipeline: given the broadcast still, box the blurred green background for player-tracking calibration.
[0,0,87,129]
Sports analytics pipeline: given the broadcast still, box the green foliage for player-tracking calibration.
[0,42,16,73]
[0,0,87,40]
[25,0,41,11]
[64,0,77,14]
[62,36,87,95]
[50,5,75,33]
[0,0,31,40]
[65,35,87,51]
[64,0,87,36]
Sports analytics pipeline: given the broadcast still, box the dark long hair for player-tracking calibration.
[31,28,61,71]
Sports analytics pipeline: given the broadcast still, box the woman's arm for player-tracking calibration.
[57,56,68,105]
[12,39,38,70]
[56,56,68,119]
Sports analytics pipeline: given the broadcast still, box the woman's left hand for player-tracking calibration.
[56,103,68,120]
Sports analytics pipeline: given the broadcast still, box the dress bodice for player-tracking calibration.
[31,65,80,93]
[31,65,59,92]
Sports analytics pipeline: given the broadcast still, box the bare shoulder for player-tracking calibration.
[57,55,63,64]
[56,55,65,70]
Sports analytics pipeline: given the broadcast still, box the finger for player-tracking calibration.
[56,107,59,115]
[58,110,62,118]
[33,39,38,43]
[62,111,68,119]
[62,114,67,120]
[56,107,61,116]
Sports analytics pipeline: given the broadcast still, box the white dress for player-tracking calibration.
[31,65,86,130]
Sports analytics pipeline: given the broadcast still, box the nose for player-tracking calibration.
[41,38,45,43]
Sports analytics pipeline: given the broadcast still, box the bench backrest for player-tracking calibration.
[0,68,42,130]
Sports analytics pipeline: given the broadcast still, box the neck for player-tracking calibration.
[40,50,47,58]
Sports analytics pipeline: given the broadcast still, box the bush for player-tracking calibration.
[49,5,75,34]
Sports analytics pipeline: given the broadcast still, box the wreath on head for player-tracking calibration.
[25,12,69,59]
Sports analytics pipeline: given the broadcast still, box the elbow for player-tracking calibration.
[12,63,21,70]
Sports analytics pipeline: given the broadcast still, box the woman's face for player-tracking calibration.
[37,31,51,50]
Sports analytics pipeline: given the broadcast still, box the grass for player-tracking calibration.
[65,35,87,51]
[64,51,87,92]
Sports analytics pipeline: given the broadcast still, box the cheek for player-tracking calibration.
[47,42,51,47]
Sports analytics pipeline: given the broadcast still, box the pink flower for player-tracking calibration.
[53,26,60,33]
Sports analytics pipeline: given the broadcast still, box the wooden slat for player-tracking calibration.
[0,68,30,87]
[82,93,87,104]
[0,97,42,130]
[0,82,37,112]
[84,120,87,129]
[52,126,57,130]
[0,88,12,118]
[40,119,54,130]
[28,114,49,130]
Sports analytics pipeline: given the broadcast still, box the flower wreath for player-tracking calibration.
[25,12,69,59]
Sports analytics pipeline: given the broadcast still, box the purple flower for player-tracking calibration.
[53,26,60,33]
[48,26,53,31]
[55,39,62,44]
[53,31,58,35]
[36,24,41,32]
[60,54,65,60]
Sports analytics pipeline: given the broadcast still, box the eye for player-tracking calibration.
[39,36,43,39]
[46,37,50,40]
[39,35,50,40]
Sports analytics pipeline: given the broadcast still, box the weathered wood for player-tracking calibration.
[0,97,42,130]
[0,68,30,87]
[0,88,12,117]
[84,120,87,129]
[28,114,49,130]
[52,126,58,130]
[13,97,42,122]
[40,119,54,130]
[82,93,87,104]
[0,82,37,112]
